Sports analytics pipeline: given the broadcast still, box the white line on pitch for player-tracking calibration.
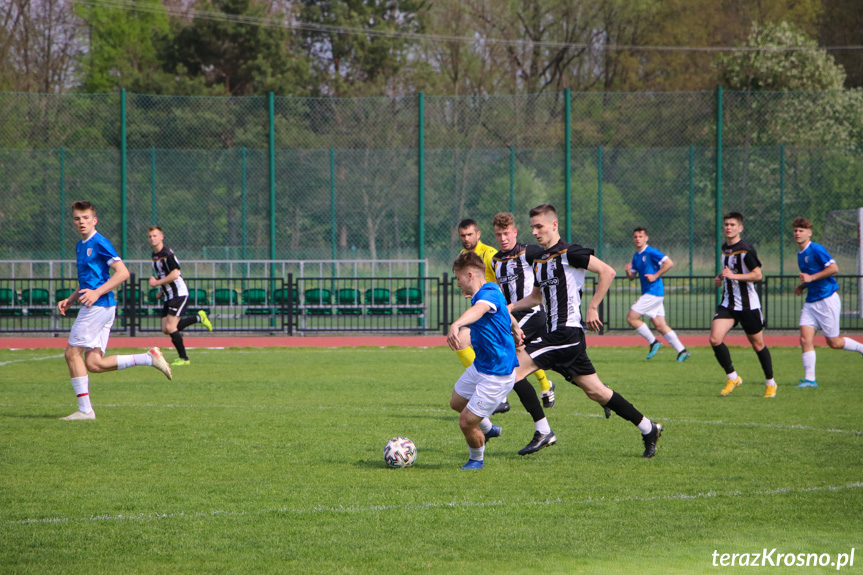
[0,354,64,367]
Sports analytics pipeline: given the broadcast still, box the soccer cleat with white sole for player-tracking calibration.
[518,430,557,455]
[483,424,502,442]
[641,422,662,458]
[797,379,817,388]
[60,410,95,421]
[720,376,742,396]
[764,384,777,398]
[148,347,173,380]
[541,381,556,409]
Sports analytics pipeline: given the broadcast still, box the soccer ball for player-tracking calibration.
[383,437,417,468]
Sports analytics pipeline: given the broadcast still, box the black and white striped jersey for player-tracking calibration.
[151,246,189,300]
[493,243,545,322]
[720,240,762,311]
[531,240,595,332]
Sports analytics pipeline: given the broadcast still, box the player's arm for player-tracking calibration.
[584,255,616,332]
[799,262,838,284]
[447,301,493,351]
[508,286,542,314]
[58,285,82,315]
[508,309,524,347]
[78,260,130,307]
[624,261,637,281]
[645,257,673,283]
[149,269,180,287]
[720,265,761,283]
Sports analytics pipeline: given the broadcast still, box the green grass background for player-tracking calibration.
[1,344,861,574]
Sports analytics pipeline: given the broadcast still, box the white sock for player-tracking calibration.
[843,338,863,354]
[766,379,776,387]
[468,445,485,461]
[802,350,816,381]
[71,376,92,414]
[727,371,739,381]
[663,330,686,353]
[635,324,656,344]
[637,417,653,435]
[501,395,509,403]
[535,417,551,435]
[117,353,154,370]
[478,418,492,434]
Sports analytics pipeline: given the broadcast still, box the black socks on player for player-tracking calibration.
[170,331,188,360]
[603,391,644,426]
[511,378,545,423]
[712,343,734,374]
[756,347,773,379]
[177,315,198,331]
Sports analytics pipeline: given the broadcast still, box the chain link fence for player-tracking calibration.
[2,90,863,276]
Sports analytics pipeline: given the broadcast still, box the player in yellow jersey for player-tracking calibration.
[454,218,553,414]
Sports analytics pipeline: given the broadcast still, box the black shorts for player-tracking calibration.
[517,309,547,343]
[524,326,596,378]
[713,305,764,335]
[161,295,189,318]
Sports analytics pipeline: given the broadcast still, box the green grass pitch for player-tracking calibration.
[1,344,861,574]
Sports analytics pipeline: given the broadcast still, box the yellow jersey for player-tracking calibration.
[460,240,498,283]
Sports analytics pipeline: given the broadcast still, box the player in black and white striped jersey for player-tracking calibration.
[508,204,663,458]
[148,226,213,366]
[709,212,776,398]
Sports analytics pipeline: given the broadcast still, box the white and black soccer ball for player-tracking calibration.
[383,436,417,468]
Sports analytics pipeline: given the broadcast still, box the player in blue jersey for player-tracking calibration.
[56,201,173,420]
[447,251,521,470]
[792,217,863,387]
[624,227,690,361]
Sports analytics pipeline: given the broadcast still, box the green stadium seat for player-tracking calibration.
[304,288,332,315]
[214,288,239,306]
[336,288,363,315]
[186,288,210,315]
[0,287,21,316]
[365,288,391,315]
[243,288,271,314]
[272,288,299,314]
[21,288,52,315]
[395,287,424,314]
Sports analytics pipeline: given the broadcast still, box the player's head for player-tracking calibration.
[452,251,486,296]
[147,225,165,248]
[529,204,559,248]
[723,212,744,240]
[632,227,649,249]
[792,217,813,245]
[71,200,97,238]
[492,212,518,251]
[458,218,481,251]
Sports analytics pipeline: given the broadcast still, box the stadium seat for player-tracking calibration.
[186,288,211,315]
[365,288,392,315]
[116,286,147,316]
[147,288,161,315]
[0,287,21,316]
[304,288,332,315]
[395,287,424,314]
[272,288,299,314]
[21,288,52,316]
[243,288,271,314]
[214,288,239,306]
[336,288,363,314]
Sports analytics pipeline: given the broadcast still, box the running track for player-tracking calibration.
[1,334,815,349]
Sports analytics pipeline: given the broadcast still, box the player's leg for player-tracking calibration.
[742,309,775,396]
[652,315,688,361]
[451,368,486,469]
[520,313,554,407]
[572,372,663,458]
[798,325,818,387]
[61,307,114,420]
[820,293,863,356]
[513,348,557,455]
[628,304,661,358]
[709,314,741,395]
[163,297,191,365]
[61,344,95,420]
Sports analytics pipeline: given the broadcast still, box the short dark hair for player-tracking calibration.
[633,227,647,234]
[452,251,485,275]
[458,218,478,231]
[792,217,813,230]
[148,225,163,233]
[529,204,557,219]
[723,211,744,225]
[71,200,95,214]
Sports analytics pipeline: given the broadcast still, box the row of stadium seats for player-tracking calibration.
[0,286,424,316]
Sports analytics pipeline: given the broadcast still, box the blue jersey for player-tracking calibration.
[631,246,668,297]
[798,241,838,303]
[469,283,519,376]
[76,231,121,307]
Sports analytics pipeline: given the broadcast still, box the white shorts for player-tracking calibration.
[800,292,841,338]
[68,305,116,354]
[453,364,516,419]
[630,294,666,319]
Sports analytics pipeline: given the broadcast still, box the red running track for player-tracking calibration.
[1,333,812,350]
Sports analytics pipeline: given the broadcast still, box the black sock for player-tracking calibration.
[603,391,644,427]
[511,378,545,423]
[170,331,188,360]
[712,343,735,374]
[756,347,773,380]
[177,315,198,331]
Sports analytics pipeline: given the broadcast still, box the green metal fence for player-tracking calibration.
[2,89,863,277]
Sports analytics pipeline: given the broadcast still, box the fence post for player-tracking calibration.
[779,144,785,278]
[509,145,515,213]
[441,272,449,335]
[418,92,425,279]
[151,147,157,225]
[564,88,572,242]
[60,147,65,270]
[286,273,293,336]
[597,145,603,259]
[120,88,128,259]
[688,144,694,284]
[715,86,723,305]
[242,147,247,263]
[128,272,137,337]
[330,146,337,267]
[268,92,276,261]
